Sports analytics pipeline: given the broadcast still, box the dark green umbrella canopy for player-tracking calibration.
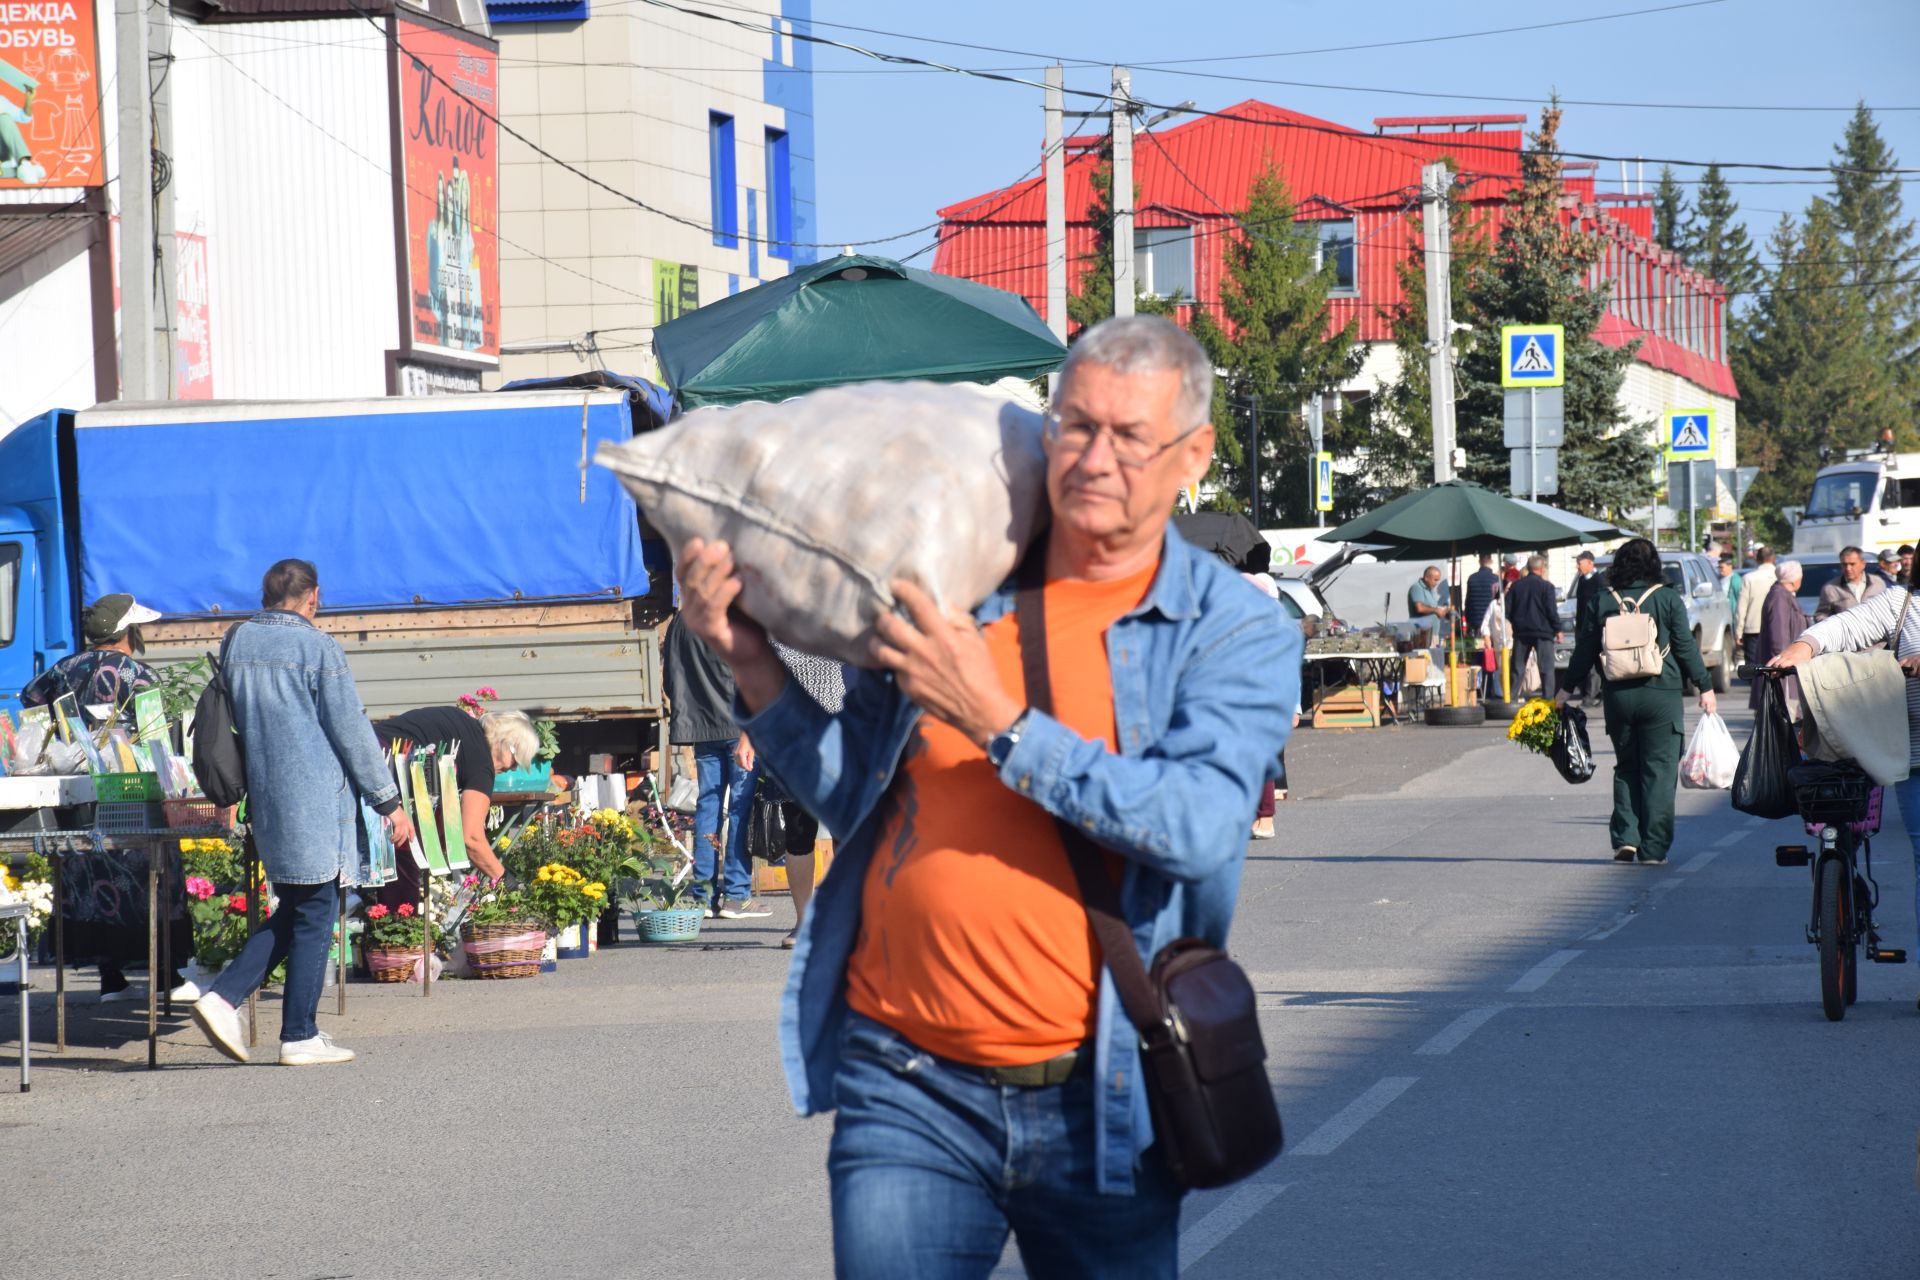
[1325,480,1593,561]
[653,254,1068,410]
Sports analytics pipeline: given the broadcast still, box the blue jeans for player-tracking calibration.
[828,1012,1181,1280]
[693,741,755,906]
[208,878,338,1043]
[1894,777,1920,965]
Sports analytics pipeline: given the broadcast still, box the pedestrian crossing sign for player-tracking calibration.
[1666,409,1714,459]
[1500,324,1565,388]
[1314,452,1334,512]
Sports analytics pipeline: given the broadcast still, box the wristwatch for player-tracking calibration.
[986,709,1031,769]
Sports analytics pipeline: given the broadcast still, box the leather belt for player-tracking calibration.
[977,1047,1084,1088]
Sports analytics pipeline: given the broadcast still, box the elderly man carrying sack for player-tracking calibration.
[677,316,1297,1278]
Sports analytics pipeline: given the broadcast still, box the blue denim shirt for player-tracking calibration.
[744,525,1301,1195]
[226,611,399,885]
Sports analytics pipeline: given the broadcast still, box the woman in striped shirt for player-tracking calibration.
[1771,576,1920,1009]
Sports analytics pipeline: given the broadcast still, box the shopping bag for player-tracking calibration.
[746,798,787,866]
[1732,679,1799,819]
[1680,712,1739,790]
[1551,705,1597,785]
[664,772,699,815]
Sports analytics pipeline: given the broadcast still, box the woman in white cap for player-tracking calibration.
[21,593,185,1001]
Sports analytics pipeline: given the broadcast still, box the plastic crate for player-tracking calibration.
[93,772,163,802]
[492,761,554,794]
[95,801,164,833]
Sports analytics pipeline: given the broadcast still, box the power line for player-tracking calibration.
[643,0,1920,178]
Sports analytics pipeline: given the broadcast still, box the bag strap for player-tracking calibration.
[1892,586,1916,658]
[1014,554,1164,1038]
[1633,584,1663,609]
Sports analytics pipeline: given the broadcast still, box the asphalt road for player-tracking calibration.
[5,703,1917,1279]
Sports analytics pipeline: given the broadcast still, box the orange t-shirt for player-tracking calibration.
[844,559,1157,1066]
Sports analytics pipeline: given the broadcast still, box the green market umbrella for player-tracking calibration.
[1326,481,1593,716]
[653,254,1068,410]
[1509,497,1634,544]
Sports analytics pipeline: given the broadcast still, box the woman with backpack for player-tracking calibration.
[1558,539,1717,865]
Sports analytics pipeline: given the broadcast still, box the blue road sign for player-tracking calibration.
[1666,409,1714,459]
[1500,324,1565,388]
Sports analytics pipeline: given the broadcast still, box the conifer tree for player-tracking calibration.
[1679,165,1761,299]
[1652,166,1688,251]
[1067,157,1177,332]
[1829,104,1917,429]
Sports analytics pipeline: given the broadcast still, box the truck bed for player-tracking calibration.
[141,601,661,722]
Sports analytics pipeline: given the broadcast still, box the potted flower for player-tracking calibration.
[360,901,443,982]
[184,881,289,985]
[620,845,705,944]
[458,883,547,979]
[0,857,53,992]
[526,863,607,959]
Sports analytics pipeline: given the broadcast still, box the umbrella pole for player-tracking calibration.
[1445,543,1458,707]
[1501,644,1513,703]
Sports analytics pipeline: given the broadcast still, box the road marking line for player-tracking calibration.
[1415,1005,1508,1056]
[1746,816,1766,827]
[1288,1077,1418,1157]
[1679,849,1722,873]
[1651,878,1682,894]
[1508,949,1583,993]
[1712,831,1744,848]
[1179,1183,1292,1272]
[1586,911,1638,941]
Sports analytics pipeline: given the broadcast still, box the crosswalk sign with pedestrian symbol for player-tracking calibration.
[1500,324,1565,388]
[1666,409,1714,459]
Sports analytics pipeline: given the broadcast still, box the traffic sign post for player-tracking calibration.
[1503,385,1565,502]
[1500,324,1565,389]
[1664,409,1716,551]
[1314,452,1334,514]
[1667,459,1716,550]
[1512,447,1559,498]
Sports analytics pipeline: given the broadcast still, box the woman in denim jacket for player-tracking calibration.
[191,560,414,1067]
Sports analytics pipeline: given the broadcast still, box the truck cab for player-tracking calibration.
[0,411,80,718]
[1792,447,1920,558]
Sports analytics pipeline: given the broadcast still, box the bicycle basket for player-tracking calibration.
[1788,762,1871,825]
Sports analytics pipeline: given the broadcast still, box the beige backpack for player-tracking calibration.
[1600,585,1668,680]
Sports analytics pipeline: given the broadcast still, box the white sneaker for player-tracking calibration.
[278,1031,355,1067]
[97,984,141,1005]
[192,993,249,1063]
[170,979,203,1003]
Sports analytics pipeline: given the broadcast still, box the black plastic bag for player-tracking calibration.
[1551,705,1597,785]
[1732,678,1799,819]
[746,797,786,865]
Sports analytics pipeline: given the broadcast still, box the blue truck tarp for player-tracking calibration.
[71,390,648,615]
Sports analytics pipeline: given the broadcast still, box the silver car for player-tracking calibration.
[1555,551,1736,693]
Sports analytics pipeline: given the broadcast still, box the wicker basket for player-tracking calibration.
[365,945,421,983]
[460,921,545,979]
[633,907,704,943]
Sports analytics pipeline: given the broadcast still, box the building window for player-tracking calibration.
[1315,219,1357,295]
[709,112,738,248]
[1135,226,1194,300]
[765,128,793,261]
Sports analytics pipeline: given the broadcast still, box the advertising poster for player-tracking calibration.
[0,0,102,188]
[174,232,213,399]
[395,19,498,364]
[652,261,700,324]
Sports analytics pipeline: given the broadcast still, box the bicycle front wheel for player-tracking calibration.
[1818,857,1852,1023]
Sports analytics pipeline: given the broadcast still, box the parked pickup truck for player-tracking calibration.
[1554,550,1736,693]
[0,381,674,769]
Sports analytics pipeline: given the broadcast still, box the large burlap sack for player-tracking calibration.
[595,380,1049,667]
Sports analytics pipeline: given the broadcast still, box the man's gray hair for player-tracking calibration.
[1060,315,1214,429]
[1527,554,1548,571]
[480,709,541,769]
[1776,559,1804,585]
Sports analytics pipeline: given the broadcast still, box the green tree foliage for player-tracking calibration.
[1733,203,1907,548]
[1184,165,1367,523]
[1394,105,1659,519]
[1679,165,1762,299]
[1067,156,1177,333]
[1652,166,1688,251]
[1829,104,1917,429]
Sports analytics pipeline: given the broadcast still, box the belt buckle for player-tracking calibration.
[985,1048,1079,1088]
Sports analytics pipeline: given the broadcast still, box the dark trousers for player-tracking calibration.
[1604,691,1684,859]
[1517,635,1558,699]
[208,879,338,1043]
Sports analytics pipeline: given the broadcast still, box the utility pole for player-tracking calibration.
[1111,67,1134,319]
[1420,162,1456,483]
[114,0,177,401]
[1249,393,1260,527]
[1043,65,1067,343]
[1310,393,1326,529]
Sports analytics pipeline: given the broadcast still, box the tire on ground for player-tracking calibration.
[1481,700,1523,722]
[1426,704,1488,727]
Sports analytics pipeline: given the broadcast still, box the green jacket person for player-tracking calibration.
[1559,538,1717,865]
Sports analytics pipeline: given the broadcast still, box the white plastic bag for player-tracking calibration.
[1681,712,1739,790]
[596,380,1048,668]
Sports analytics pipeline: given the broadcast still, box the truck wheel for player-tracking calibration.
[1426,705,1487,727]
[1711,634,1733,694]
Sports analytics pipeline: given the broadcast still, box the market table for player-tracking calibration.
[1301,651,1407,725]
[1,899,29,1092]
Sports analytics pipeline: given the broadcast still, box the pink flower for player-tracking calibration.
[476,687,498,700]
[462,875,480,888]
[366,904,389,920]
[184,876,215,901]
[396,902,416,918]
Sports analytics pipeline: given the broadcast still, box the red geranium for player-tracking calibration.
[396,902,415,918]
[226,893,248,915]
[366,903,389,920]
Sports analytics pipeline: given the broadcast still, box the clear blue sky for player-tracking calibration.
[808,0,1920,265]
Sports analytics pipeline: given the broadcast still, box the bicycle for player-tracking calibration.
[1742,665,1908,1021]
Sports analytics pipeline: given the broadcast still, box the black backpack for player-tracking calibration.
[190,627,248,807]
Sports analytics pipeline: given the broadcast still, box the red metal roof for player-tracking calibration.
[933,99,1735,398]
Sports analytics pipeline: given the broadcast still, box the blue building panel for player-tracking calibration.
[764,0,816,265]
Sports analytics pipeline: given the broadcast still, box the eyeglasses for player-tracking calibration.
[1044,412,1202,469]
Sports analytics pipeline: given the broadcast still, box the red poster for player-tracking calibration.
[0,0,104,188]
[395,19,498,364]
[174,231,213,399]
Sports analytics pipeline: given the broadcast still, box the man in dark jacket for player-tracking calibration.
[1505,554,1563,699]
[663,613,768,919]
[1464,555,1501,634]
[1564,551,1604,702]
